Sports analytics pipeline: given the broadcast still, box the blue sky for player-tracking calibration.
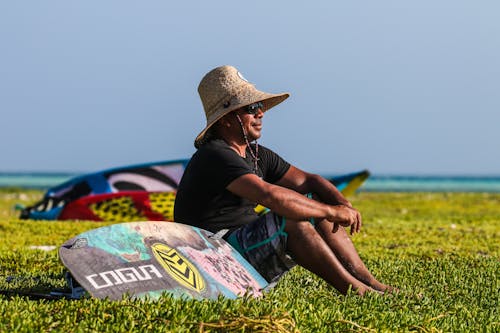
[1,1,499,175]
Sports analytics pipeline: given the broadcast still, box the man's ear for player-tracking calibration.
[220,115,232,127]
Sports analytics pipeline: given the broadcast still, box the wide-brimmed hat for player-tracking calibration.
[195,65,289,147]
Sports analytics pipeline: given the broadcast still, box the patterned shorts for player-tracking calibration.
[225,212,297,284]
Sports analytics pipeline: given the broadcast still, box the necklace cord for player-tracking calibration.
[235,114,259,173]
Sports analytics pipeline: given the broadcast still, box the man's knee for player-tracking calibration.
[282,193,324,233]
[284,219,317,235]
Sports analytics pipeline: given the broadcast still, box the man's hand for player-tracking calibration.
[328,205,362,235]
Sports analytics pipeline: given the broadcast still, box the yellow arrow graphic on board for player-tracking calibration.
[152,243,205,292]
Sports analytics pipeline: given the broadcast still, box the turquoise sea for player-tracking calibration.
[1,172,500,192]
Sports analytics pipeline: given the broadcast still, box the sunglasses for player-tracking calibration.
[244,102,264,115]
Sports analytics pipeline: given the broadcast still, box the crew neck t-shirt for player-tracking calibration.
[174,139,290,232]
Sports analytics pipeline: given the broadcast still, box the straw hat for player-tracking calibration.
[195,65,289,147]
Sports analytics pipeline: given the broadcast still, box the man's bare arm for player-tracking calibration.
[226,173,361,234]
[276,166,352,207]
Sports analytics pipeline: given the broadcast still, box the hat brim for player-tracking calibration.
[194,91,289,147]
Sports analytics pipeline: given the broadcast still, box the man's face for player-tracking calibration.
[234,102,264,141]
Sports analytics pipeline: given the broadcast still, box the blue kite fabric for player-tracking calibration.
[20,159,369,221]
[20,159,189,220]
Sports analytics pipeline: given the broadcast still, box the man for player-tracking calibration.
[174,65,393,295]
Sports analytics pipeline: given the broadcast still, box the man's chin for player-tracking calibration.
[251,132,262,140]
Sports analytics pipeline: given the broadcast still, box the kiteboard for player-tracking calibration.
[59,222,269,300]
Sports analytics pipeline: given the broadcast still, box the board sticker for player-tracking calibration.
[151,242,205,292]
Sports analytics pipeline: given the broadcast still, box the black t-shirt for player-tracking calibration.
[174,139,290,232]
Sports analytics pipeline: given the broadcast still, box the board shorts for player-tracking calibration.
[225,212,294,284]
[225,200,315,284]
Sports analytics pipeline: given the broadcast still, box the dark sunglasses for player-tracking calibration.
[244,102,264,115]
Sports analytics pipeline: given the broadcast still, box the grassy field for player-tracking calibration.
[0,189,498,332]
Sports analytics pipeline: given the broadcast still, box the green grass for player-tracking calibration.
[0,189,498,332]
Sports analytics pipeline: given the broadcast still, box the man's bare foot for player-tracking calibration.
[351,285,384,296]
[368,280,399,294]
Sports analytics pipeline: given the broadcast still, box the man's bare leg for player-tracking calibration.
[315,219,395,293]
[284,220,377,295]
